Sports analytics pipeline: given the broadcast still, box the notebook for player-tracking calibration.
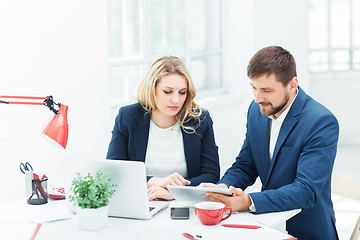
[61,158,169,220]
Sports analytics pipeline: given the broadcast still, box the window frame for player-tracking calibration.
[308,0,360,73]
[107,0,224,109]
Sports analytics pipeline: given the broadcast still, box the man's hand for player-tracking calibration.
[147,172,191,188]
[147,186,174,201]
[198,182,229,188]
[205,186,252,212]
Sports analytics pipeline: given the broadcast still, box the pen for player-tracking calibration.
[32,172,47,200]
[30,223,41,240]
[221,224,261,229]
[183,233,202,240]
[33,173,39,180]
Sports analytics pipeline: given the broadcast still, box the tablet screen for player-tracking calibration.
[166,185,232,202]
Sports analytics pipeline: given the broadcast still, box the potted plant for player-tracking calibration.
[69,170,117,231]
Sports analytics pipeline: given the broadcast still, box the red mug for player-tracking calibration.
[195,202,233,225]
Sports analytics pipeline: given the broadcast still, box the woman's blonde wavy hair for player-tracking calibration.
[137,56,202,133]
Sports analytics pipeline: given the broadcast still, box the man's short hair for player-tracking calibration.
[247,46,297,86]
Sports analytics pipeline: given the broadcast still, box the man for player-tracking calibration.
[202,46,339,239]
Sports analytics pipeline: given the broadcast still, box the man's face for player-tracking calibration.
[250,74,294,118]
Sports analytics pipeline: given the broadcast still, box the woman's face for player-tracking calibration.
[153,74,188,123]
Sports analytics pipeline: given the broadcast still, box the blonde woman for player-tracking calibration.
[107,56,220,200]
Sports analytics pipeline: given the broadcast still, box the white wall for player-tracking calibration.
[253,0,309,91]
[0,0,109,204]
[309,73,360,146]
[211,0,309,176]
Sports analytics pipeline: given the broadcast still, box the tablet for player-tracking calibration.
[166,185,232,203]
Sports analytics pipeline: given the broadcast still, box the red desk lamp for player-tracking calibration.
[0,95,68,149]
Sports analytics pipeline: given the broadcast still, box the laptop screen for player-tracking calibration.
[61,158,159,219]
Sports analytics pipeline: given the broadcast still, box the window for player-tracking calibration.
[308,0,360,73]
[107,0,223,107]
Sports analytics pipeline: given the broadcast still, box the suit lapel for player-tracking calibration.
[257,114,271,182]
[267,116,297,178]
[265,87,305,184]
[133,109,150,161]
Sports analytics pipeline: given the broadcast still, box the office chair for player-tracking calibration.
[332,175,360,240]
[350,217,360,240]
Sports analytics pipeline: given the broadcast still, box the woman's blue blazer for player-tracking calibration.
[106,103,220,186]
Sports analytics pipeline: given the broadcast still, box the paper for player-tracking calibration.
[26,200,73,222]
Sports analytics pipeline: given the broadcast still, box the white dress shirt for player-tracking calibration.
[268,89,298,161]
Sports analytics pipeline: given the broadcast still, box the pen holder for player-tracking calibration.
[27,177,48,205]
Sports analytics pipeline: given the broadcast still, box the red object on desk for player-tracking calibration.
[183,233,194,239]
[33,173,40,180]
[183,233,201,240]
[32,173,47,200]
[48,187,66,200]
[30,223,41,240]
[221,224,261,229]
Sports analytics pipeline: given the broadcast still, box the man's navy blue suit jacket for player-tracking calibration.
[219,87,339,240]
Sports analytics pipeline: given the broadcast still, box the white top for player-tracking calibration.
[268,89,298,161]
[145,120,187,178]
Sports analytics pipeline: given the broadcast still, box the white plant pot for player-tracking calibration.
[76,205,108,231]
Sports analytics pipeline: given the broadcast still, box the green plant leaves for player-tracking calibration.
[69,171,117,209]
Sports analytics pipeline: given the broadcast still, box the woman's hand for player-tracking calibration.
[147,172,191,188]
[147,186,174,201]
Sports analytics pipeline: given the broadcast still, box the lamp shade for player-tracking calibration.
[42,104,69,149]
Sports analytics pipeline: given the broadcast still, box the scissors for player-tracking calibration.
[19,162,33,174]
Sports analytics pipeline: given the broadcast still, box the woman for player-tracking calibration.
[106,56,220,200]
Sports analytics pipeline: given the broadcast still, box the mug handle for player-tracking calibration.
[219,207,233,222]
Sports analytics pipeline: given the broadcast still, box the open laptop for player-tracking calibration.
[61,158,169,220]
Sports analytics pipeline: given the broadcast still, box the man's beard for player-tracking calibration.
[259,94,289,117]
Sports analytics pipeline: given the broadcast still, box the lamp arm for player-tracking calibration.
[0,95,60,114]
[0,95,68,149]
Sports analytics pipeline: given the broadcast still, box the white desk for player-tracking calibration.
[0,199,300,240]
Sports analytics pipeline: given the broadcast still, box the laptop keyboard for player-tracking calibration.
[149,207,155,212]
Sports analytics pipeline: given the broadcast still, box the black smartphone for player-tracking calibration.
[170,207,190,220]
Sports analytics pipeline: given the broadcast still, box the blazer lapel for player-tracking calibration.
[269,117,297,169]
[133,109,150,161]
[181,116,201,178]
[265,87,305,184]
[257,114,271,183]
[181,128,197,177]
